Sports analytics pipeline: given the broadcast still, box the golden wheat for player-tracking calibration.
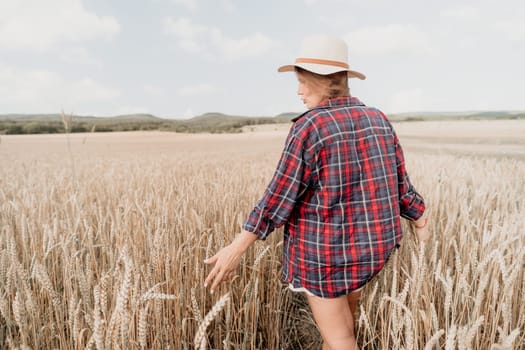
[0,123,523,349]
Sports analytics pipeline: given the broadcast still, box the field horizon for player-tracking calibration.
[1,109,524,135]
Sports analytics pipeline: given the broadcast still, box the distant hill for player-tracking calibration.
[0,113,169,134]
[388,111,525,122]
[176,112,299,132]
[0,112,299,135]
[274,112,300,123]
[0,110,522,135]
[0,113,161,122]
[110,114,162,121]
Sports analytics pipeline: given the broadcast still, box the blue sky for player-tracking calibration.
[1,0,524,118]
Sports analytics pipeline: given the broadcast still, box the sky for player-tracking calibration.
[1,0,524,119]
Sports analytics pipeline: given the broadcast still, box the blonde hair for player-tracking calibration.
[295,67,350,100]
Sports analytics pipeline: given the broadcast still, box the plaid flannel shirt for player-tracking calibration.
[243,96,425,298]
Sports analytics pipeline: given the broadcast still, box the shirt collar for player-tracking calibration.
[292,96,366,122]
[317,96,365,109]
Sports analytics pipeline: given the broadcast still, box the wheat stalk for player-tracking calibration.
[141,292,178,301]
[32,262,61,308]
[138,304,149,349]
[93,286,104,350]
[194,293,230,349]
[424,329,445,350]
[191,287,203,324]
[13,290,25,330]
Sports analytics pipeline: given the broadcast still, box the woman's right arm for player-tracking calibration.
[243,127,311,240]
[204,229,258,293]
[204,125,311,292]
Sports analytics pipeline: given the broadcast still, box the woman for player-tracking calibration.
[204,35,429,350]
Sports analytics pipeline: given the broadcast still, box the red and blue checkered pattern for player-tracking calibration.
[244,96,425,298]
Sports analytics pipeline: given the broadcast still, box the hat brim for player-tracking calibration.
[278,63,366,80]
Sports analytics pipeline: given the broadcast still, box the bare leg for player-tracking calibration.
[306,294,359,350]
[347,289,362,318]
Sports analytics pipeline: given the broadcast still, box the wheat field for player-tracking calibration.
[0,120,524,349]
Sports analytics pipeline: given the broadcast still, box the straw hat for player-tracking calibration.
[278,35,366,80]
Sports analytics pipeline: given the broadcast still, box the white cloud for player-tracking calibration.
[181,107,195,119]
[209,30,275,60]
[220,0,236,12]
[0,0,120,50]
[440,5,525,42]
[115,106,151,115]
[73,78,119,101]
[163,17,276,60]
[59,47,101,66]
[169,0,235,12]
[304,0,344,5]
[344,24,435,55]
[143,84,165,96]
[163,17,208,52]
[176,83,216,96]
[493,20,525,42]
[440,5,481,21]
[387,88,425,113]
[0,62,120,113]
[171,0,198,11]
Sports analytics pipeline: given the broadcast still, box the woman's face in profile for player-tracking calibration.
[296,73,324,109]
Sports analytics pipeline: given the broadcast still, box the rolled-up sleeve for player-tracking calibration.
[243,129,311,240]
[394,133,425,221]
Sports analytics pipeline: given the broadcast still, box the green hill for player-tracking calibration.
[0,110,522,135]
[0,112,298,135]
[174,112,298,133]
[388,111,525,122]
[0,113,161,122]
[0,113,168,134]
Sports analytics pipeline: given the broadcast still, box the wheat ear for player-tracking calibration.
[424,329,445,350]
[194,293,230,349]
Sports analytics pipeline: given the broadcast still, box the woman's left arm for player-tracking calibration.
[394,132,425,221]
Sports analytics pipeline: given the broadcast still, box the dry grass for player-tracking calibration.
[0,121,524,349]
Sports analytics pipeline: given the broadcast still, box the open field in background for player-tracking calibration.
[0,120,524,349]
[244,119,525,160]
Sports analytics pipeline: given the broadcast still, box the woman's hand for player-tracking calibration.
[414,216,431,246]
[204,243,243,293]
[204,230,258,293]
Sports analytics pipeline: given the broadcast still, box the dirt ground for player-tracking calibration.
[243,119,525,159]
[1,119,524,160]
